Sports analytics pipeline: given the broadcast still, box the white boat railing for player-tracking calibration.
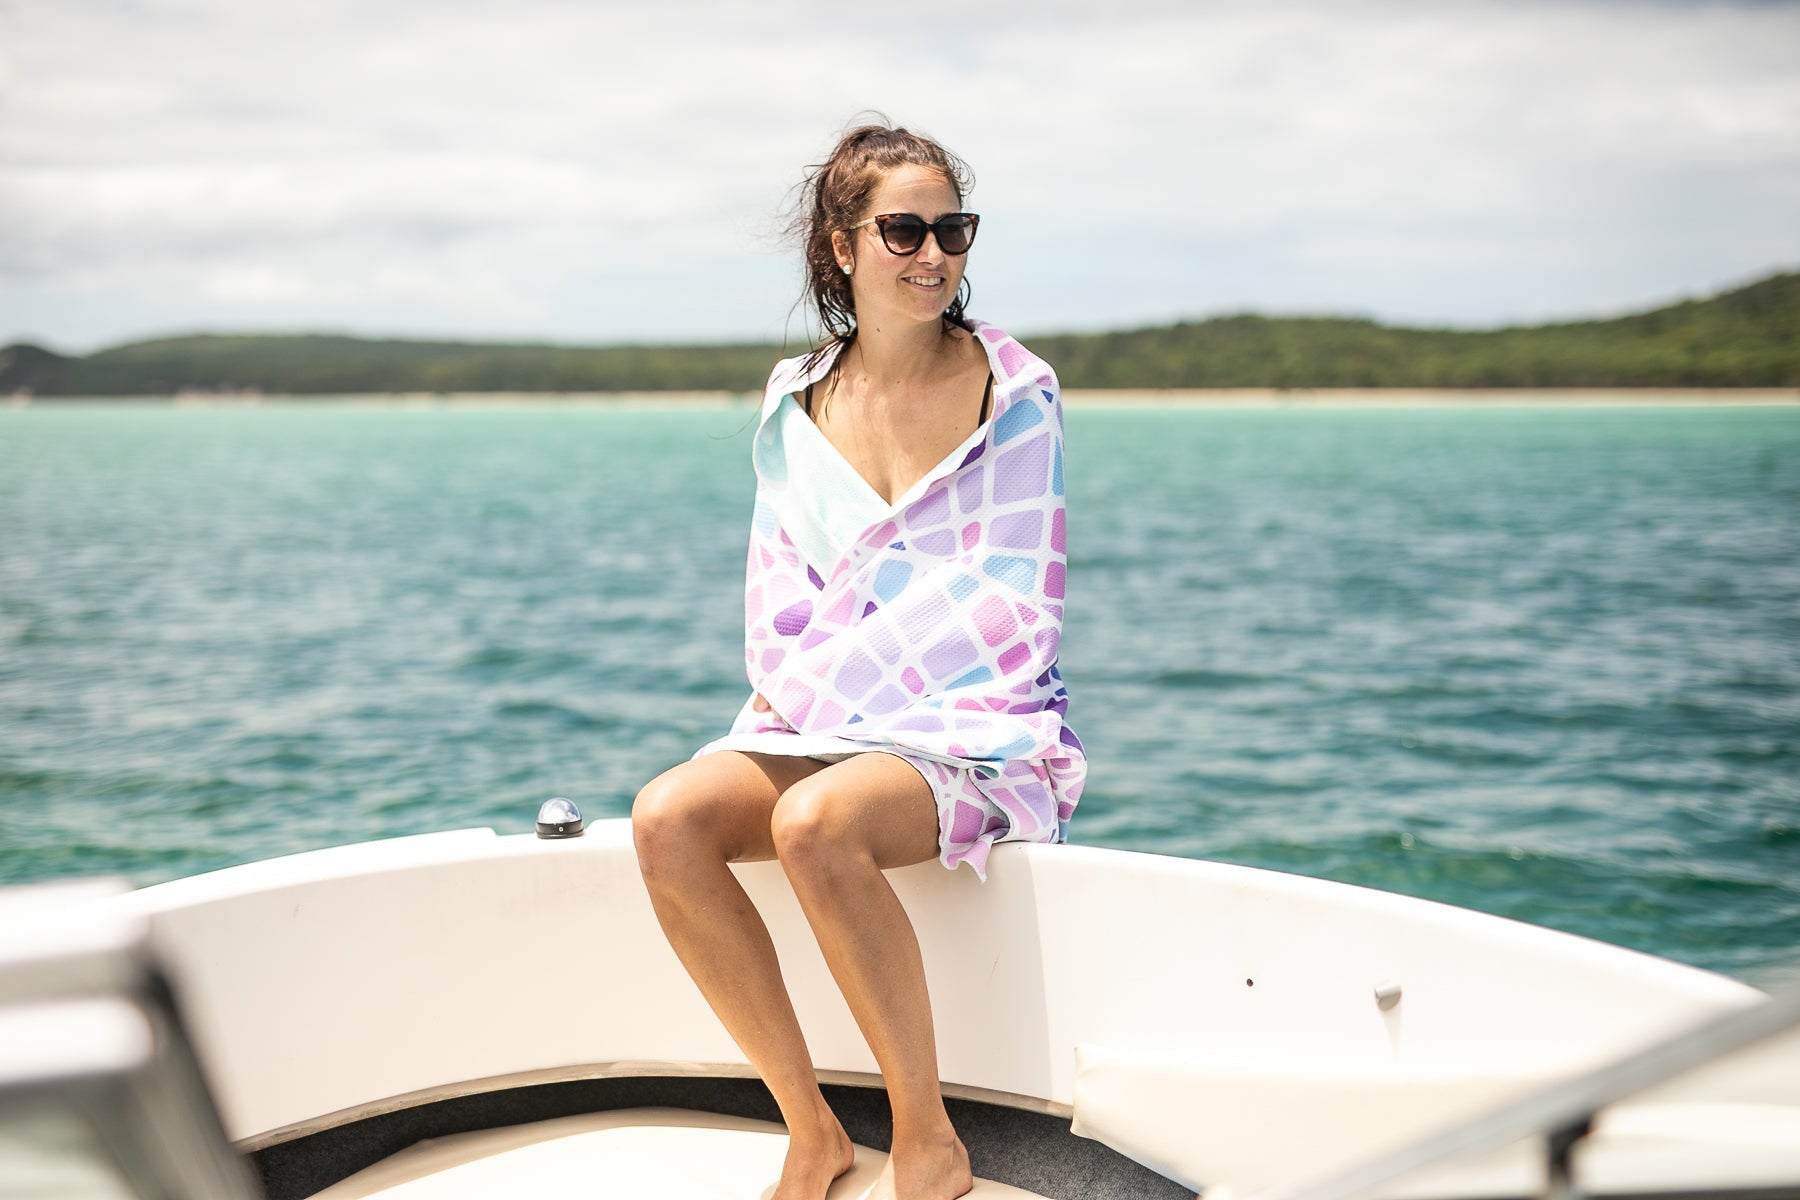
[0,878,263,1200]
[1242,981,1800,1200]
[5,850,1795,1200]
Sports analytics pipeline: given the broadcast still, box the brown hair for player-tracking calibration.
[788,116,976,356]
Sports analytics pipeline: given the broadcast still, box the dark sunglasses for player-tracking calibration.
[849,212,980,256]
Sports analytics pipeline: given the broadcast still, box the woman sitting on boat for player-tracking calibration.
[632,118,1085,1200]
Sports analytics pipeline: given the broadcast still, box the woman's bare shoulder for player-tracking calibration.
[949,324,992,379]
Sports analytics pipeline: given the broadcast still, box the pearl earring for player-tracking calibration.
[841,265,852,276]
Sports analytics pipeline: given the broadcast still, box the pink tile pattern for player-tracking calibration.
[698,322,1085,878]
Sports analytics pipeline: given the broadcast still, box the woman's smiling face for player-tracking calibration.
[835,164,968,332]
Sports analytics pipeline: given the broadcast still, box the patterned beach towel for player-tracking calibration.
[698,321,1085,877]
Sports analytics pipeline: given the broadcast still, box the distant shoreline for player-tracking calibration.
[7,388,1799,409]
[1064,387,1800,407]
[6,272,1796,396]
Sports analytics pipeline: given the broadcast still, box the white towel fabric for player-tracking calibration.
[697,321,1085,878]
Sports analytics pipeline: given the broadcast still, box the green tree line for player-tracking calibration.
[4,271,1795,397]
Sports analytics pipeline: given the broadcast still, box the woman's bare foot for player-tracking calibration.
[770,1110,855,1200]
[867,1128,972,1200]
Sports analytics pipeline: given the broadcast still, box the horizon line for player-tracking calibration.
[7,265,1793,359]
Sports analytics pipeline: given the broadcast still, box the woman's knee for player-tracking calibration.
[632,768,723,872]
[771,756,941,876]
[770,780,861,875]
[632,757,780,875]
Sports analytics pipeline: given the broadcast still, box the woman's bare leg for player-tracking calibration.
[632,751,853,1199]
[771,753,973,1200]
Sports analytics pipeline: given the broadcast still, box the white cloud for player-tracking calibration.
[1,0,1796,350]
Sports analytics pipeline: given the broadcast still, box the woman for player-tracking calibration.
[632,120,1084,1200]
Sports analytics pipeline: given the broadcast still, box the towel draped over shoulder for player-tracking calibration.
[697,321,1085,878]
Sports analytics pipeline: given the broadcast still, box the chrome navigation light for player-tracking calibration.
[535,796,584,839]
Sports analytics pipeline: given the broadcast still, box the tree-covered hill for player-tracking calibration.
[4,271,1795,397]
[1029,271,1799,389]
[0,334,779,398]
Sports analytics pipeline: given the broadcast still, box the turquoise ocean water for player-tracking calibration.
[2,401,1796,981]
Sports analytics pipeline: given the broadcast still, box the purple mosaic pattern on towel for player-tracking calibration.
[698,321,1085,878]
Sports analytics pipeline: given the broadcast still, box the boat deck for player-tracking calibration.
[307,1107,1056,1199]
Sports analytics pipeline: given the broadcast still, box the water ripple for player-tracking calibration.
[2,403,1796,979]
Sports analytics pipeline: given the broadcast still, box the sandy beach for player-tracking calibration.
[8,388,1798,409]
[1060,388,1800,407]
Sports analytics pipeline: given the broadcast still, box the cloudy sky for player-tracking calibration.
[2,0,1797,353]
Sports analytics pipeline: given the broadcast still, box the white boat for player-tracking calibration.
[4,806,1798,1200]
